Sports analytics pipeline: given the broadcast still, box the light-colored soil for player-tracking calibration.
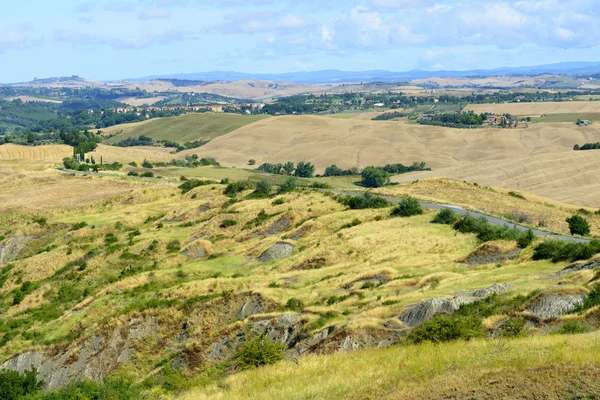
[465,101,600,115]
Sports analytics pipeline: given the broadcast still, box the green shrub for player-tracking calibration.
[70,221,88,231]
[272,198,285,206]
[179,179,213,194]
[32,376,143,399]
[0,368,43,400]
[245,210,274,228]
[340,218,362,229]
[566,214,590,236]
[224,180,254,197]
[452,214,534,244]
[277,177,298,194]
[533,239,600,263]
[127,171,139,177]
[391,197,423,217]
[140,172,154,178]
[310,181,332,189]
[285,298,304,311]
[577,283,600,312]
[517,228,536,248]
[508,191,526,200]
[166,240,181,253]
[557,321,588,334]
[338,192,390,209]
[220,219,238,228]
[408,314,484,343]
[235,335,285,370]
[360,166,390,188]
[431,208,457,224]
[252,179,272,197]
[499,317,527,337]
[141,159,153,168]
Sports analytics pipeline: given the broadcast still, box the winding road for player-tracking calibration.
[55,168,591,244]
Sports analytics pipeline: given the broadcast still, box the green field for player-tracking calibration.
[531,112,600,123]
[105,113,269,144]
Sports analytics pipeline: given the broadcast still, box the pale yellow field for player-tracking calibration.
[6,95,62,103]
[0,144,72,162]
[465,101,600,115]
[92,143,175,163]
[412,74,552,88]
[115,96,166,106]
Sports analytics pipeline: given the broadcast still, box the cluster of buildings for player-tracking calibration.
[111,103,265,115]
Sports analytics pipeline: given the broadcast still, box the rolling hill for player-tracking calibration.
[103,113,268,145]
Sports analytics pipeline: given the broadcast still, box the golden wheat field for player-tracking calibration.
[465,101,600,115]
[0,144,72,162]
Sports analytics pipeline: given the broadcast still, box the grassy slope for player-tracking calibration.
[179,333,600,400]
[1,164,599,398]
[103,113,268,144]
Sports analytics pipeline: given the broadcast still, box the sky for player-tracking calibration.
[1,0,600,82]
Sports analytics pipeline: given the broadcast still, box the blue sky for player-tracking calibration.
[1,0,599,82]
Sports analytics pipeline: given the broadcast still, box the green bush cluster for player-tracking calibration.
[408,314,484,344]
[391,197,423,217]
[0,368,43,400]
[447,213,536,245]
[234,335,285,370]
[179,179,213,194]
[277,178,298,194]
[338,192,390,210]
[431,208,458,224]
[533,239,600,263]
[224,180,254,197]
[566,214,590,236]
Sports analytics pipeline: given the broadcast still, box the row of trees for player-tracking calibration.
[573,142,600,151]
[257,161,315,178]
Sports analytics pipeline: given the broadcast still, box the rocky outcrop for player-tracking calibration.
[0,236,31,265]
[400,283,515,328]
[459,242,520,266]
[555,259,600,277]
[181,240,210,260]
[344,273,390,290]
[258,242,294,262]
[265,217,292,236]
[526,295,584,319]
[471,283,515,298]
[236,295,268,320]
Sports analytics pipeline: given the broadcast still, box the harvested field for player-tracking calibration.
[465,101,600,115]
[0,144,72,163]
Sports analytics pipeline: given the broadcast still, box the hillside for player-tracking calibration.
[103,113,268,145]
[0,162,600,399]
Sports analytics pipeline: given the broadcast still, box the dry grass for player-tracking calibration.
[0,144,72,163]
[176,333,600,400]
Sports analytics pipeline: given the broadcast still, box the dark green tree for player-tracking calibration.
[294,162,314,178]
[566,215,590,236]
[360,166,390,188]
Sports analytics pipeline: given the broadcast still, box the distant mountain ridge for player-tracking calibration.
[133,62,600,84]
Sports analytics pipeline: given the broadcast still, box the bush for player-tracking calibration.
[533,239,600,263]
[277,177,298,194]
[517,228,536,248]
[140,172,154,178]
[508,191,526,200]
[220,219,238,228]
[253,179,272,197]
[452,214,534,244]
[499,317,527,337]
[33,376,143,400]
[557,321,588,334]
[248,159,256,165]
[166,240,181,253]
[224,180,254,197]
[0,368,43,400]
[141,159,153,168]
[431,208,457,224]
[235,335,284,370]
[577,283,600,312]
[566,214,590,236]
[391,197,423,217]
[360,166,390,188]
[338,192,390,210]
[408,314,484,343]
[179,179,213,194]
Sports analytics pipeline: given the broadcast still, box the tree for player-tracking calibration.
[566,215,590,236]
[324,164,344,177]
[294,161,314,178]
[282,162,295,175]
[0,368,43,400]
[248,159,256,166]
[391,197,423,217]
[361,166,390,188]
[141,159,153,169]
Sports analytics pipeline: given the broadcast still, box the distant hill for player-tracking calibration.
[133,62,600,84]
